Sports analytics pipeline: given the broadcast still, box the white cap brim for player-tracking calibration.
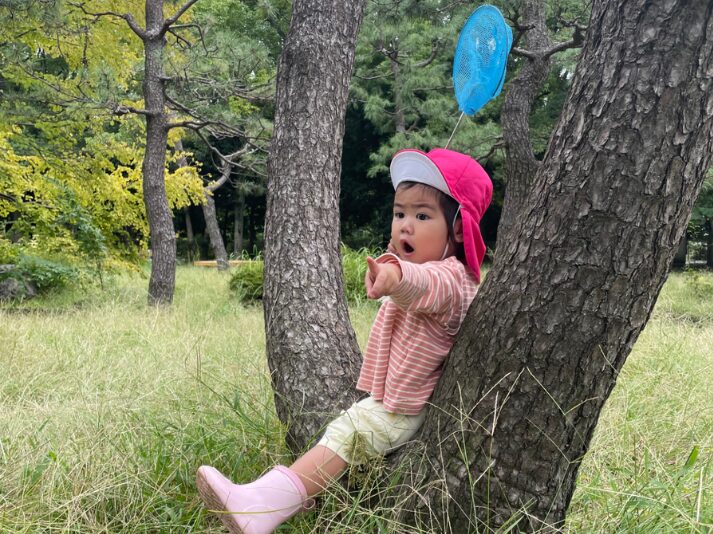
[390,150,452,198]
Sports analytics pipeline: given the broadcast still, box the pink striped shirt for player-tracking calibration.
[356,254,479,415]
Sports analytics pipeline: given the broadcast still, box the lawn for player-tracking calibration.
[1,267,711,532]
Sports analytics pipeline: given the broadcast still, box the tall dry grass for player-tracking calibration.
[1,267,710,532]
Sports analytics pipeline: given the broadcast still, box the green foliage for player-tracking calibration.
[16,255,80,293]
[0,253,81,296]
[341,246,372,304]
[228,259,265,302]
[228,247,377,304]
[0,237,19,263]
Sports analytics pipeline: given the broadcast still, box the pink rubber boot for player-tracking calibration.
[196,465,313,534]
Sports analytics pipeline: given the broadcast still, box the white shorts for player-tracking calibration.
[317,396,426,464]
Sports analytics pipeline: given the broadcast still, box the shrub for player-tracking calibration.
[0,238,19,264]
[228,246,378,304]
[16,255,80,293]
[228,260,264,302]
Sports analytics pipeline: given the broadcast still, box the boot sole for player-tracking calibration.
[196,468,244,534]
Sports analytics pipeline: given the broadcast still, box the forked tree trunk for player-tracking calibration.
[497,0,582,248]
[264,0,367,452]
[707,218,713,268]
[233,188,245,256]
[184,208,195,262]
[497,0,551,246]
[143,1,175,305]
[673,232,688,268]
[175,141,196,262]
[202,191,229,270]
[201,161,231,271]
[396,1,713,530]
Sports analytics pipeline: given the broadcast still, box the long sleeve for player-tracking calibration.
[357,256,480,414]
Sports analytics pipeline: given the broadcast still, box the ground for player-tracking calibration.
[0,267,711,532]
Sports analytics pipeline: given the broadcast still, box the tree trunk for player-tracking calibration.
[143,0,175,305]
[673,231,688,268]
[497,0,583,248]
[202,162,231,271]
[389,52,406,134]
[174,140,196,263]
[264,0,367,452]
[202,193,228,270]
[184,208,195,262]
[706,217,713,269]
[397,1,713,530]
[233,187,245,256]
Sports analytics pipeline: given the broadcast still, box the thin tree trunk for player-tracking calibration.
[389,53,406,134]
[202,162,231,271]
[264,0,367,452]
[396,1,713,530]
[143,0,175,305]
[673,231,688,268]
[233,187,245,256]
[706,217,713,269]
[185,209,195,262]
[174,140,196,263]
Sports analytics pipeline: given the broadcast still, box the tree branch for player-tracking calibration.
[113,103,153,116]
[68,2,147,39]
[513,31,584,62]
[412,40,440,68]
[162,0,200,33]
[542,37,582,59]
[477,139,506,162]
[205,145,251,192]
[511,46,538,60]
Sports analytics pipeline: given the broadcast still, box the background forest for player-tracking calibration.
[3,0,710,297]
[2,0,712,296]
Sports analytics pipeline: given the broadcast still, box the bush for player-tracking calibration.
[228,260,264,302]
[0,238,19,264]
[16,255,80,293]
[228,246,379,304]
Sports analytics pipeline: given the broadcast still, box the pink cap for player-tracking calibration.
[390,148,492,281]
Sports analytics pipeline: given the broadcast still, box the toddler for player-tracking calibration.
[197,148,493,534]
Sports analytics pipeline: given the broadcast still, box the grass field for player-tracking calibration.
[1,267,711,532]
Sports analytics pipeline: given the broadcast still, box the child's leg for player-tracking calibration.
[289,444,348,496]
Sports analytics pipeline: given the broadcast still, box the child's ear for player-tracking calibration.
[453,217,464,243]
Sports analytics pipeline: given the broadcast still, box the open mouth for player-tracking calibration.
[401,241,415,254]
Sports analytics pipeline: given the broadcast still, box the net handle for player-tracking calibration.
[444,111,465,150]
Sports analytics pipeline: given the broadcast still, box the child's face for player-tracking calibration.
[391,185,451,264]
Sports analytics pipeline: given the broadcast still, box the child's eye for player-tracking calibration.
[416,213,429,221]
[393,212,404,219]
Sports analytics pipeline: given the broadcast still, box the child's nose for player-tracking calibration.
[400,217,414,233]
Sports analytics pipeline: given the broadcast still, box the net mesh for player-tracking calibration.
[453,6,512,115]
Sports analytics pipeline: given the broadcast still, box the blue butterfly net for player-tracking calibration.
[453,5,513,116]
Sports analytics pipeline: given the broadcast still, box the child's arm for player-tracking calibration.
[365,256,402,300]
[374,255,465,317]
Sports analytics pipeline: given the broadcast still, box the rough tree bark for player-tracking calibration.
[93,0,201,304]
[184,209,195,262]
[264,0,367,452]
[233,187,245,255]
[497,0,583,247]
[395,1,713,530]
[142,0,175,304]
[175,141,196,262]
[707,218,713,268]
[202,161,230,271]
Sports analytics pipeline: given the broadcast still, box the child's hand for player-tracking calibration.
[365,257,401,299]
